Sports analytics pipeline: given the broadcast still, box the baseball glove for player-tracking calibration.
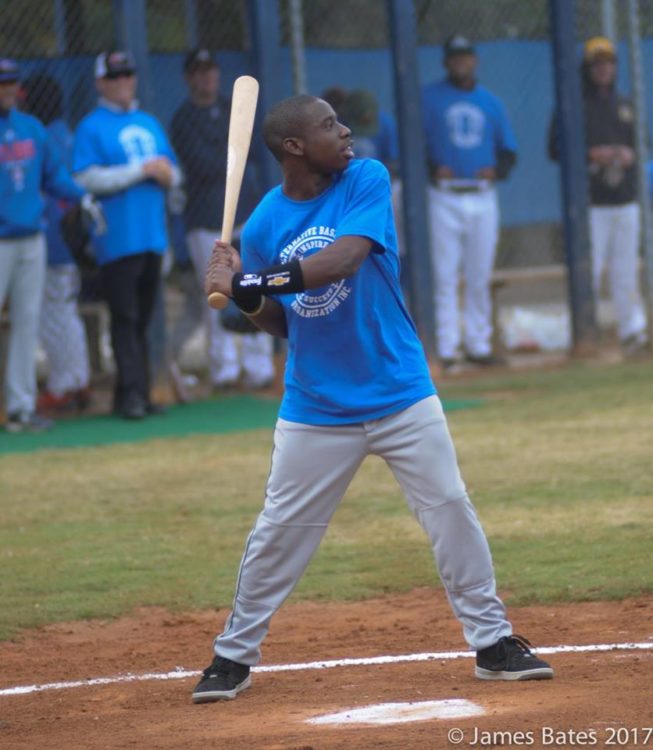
[60,205,96,271]
[220,299,260,334]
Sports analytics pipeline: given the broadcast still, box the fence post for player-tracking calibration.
[385,0,436,358]
[549,0,599,352]
[625,0,653,339]
[246,0,283,190]
[289,0,308,95]
[112,0,155,113]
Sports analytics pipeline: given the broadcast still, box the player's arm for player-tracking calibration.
[206,235,372,299]
[205,236,372,333]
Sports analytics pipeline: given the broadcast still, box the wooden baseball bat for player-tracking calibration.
[207,75,260,310]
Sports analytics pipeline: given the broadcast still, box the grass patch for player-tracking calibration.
[1,359,652,640]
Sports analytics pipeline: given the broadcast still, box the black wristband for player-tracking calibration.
[234,293,264,315]
[231,259,305,305]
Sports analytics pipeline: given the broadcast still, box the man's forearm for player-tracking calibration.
[74,164,145,195]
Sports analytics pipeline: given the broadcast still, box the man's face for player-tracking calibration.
[0,81,19,112]
[187,64,219,103]
[445,52,477,83]
[589,57,616,87]
[96,72,138,109]
[289,99,353,171]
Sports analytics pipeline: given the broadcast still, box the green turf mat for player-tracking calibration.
[0,396,483,455]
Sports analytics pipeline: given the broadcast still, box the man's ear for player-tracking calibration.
[283,137,304,157]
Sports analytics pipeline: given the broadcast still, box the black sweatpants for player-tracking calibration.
[101,252,162,411]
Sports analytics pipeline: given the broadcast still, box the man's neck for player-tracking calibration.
[282,169,334,201]
[191,94,218,108]
[99,96,137,113]
[448,76,476,91]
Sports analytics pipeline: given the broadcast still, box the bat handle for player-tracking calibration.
[208,292,230,310]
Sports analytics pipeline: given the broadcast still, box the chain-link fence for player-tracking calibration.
[1,0,652,374]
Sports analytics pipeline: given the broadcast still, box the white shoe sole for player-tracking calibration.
[475,666,554,681]
[192,675,252,703]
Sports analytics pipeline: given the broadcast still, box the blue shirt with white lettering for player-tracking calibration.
[241,158,435,425]
[0,109,84,239]
[73,104,175,265]
[421,79,517,177]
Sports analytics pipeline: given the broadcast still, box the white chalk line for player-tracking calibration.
[1,641,651,698]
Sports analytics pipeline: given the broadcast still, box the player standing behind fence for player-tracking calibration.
[73,51,181,420]
[548,37,649,358]
[20,73,92,415]
[0,57,104,433]
[170,49,274,391]
[421,35,518,371]
[192,94,553,703]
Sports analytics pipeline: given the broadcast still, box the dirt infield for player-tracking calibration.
[2,590,652,750]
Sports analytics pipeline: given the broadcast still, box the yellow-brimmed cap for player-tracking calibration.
[584,36,616,63]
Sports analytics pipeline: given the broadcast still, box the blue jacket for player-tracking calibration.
[0,109,85,239]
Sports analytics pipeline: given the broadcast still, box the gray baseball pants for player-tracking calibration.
[215,395,511,665]
[0,234,46,415]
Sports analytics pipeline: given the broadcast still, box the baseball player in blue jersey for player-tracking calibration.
[73,51,181,419]
[0,57,103,433]
[421,35,517,370]
[192,94,553,703]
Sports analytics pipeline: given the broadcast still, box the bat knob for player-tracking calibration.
[208,292,230,310]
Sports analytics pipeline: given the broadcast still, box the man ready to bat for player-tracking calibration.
[194,94,553,703]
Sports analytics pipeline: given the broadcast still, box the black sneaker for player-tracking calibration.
[465,352,505,367]
[5,412,55,434]
[476,635,554,681]
[192,656,251,703]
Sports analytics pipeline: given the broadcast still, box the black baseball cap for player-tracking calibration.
[184,48,218,73]
[95,50,136,79]
[0,57,20,84]
[443,35,476,59]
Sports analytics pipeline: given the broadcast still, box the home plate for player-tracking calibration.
[306,699,485,726]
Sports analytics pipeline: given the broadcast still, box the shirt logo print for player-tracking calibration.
[446,102,486,149]
[280,226,351,319]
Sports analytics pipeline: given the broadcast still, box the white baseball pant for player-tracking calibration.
[589,203,648,342]
[427,186,499,359]
[40,263,90,396]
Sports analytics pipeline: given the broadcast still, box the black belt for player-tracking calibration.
[443,185,483,193]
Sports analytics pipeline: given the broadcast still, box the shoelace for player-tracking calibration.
[506,634,534,654]
[203,658,231,678]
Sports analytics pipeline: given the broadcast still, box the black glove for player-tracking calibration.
[60,205,96,271]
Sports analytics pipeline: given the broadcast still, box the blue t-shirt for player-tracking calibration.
[73,105,175,265]
[44,119,76,265]
[421,79,517,178]
[241,158,436,425]
[0,109,84,239]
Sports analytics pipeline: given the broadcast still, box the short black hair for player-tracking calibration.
[22,73,64,124]
[263,94,320,162]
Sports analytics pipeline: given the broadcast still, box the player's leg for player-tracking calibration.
[606,203,648,350]
[186,228,239,387]
[427,187,464,362]
[40,264,90,400]
[588,205,611,300]
[371,396,553,680]
[240,331,275,389]
[461,189,499,359]
[193,420,368,702]
[5,235,47,421]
